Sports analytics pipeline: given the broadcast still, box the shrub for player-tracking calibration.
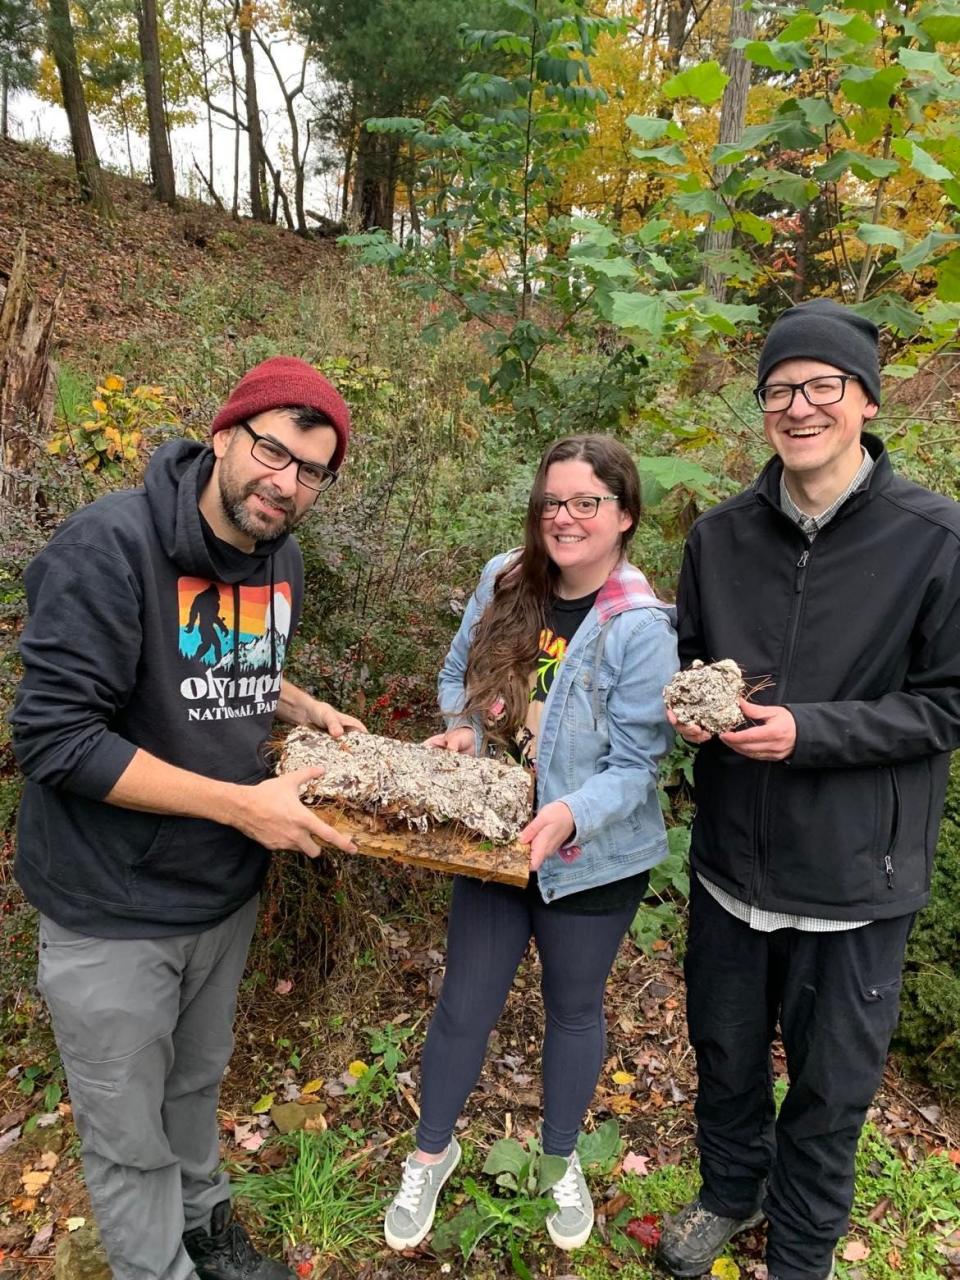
[894,755,960,1093]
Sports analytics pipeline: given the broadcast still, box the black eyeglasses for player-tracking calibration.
[540,495,620,520]
[754,374,859,412]
[238,422,338,492]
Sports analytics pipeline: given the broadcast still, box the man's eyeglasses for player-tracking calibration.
[540,495,620,520]
[754,374,859,412]
[239,422,338,492]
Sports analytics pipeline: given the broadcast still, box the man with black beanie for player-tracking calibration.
[657,300,960,1279]
[12,357,366,1280]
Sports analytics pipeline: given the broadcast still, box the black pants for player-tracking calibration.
[685,875,914,1280]
[417,874,641,1157]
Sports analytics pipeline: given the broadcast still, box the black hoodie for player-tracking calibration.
[11,439,304,937]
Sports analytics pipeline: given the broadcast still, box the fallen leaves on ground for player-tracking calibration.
[625,1214,661,1247]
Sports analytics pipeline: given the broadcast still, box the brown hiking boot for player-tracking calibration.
[658,1198,764,1277]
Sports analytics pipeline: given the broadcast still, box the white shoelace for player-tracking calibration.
[552,1158,584,1210]
[393,1159,429,1213]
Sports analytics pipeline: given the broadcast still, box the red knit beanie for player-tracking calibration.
[211,356,351,472]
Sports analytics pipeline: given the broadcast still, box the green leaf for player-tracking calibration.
[897,48,956,83]
[608,293,667,337]
[625,114,672,141]
[856,223,906,250]
[711,143,749,166]
[780,10,820,40]
[575,256,637,281]
[251,1092,274,1114]
[630,144,688,167]
[662,60,729,106]
[637,218,674,244]
[897,231,960,272]
[695,298,761,336]
[537,1154,570,1193]
[819,8,880,42]
[576,1118,621,1170]
[633,455,718,499]
[569,215,619,248]
[739,39,794,72]
[738,121,781,149]
[629,901,678,956]
[920,14,960,43]
[762,170,819,208]
[735,210,773,244]
[813,150,900,181]
[483,1138,528,1178]
[798,96,839,129]
[840,65,906,108]
[891,139,954,182]
[672,188,727,218]
[851,293,923,337]
[936,249,960,301]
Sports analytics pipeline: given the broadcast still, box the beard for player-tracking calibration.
[218,470,303,541]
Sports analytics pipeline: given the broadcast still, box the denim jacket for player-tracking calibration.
[439,552,680,902]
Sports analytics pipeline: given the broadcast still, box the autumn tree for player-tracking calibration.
[136,0,177,205]
[46,0,114,214]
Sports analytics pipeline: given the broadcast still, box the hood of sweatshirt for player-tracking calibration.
[145,439,293,583]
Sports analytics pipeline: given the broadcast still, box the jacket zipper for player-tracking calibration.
[751,540,812,906]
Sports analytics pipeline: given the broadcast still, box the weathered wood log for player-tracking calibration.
[309,803,530,886]
[277,728,532,887]
[0,231,64,526]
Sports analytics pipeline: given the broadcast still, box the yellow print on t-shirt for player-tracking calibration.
[532,628,567,700]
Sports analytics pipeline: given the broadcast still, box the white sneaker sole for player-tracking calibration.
[546,1211,594,1250]
[383,1143,462,1251]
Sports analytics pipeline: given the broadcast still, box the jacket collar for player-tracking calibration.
[754,431,892,510]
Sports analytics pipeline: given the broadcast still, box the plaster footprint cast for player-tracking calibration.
[663,659,747,734]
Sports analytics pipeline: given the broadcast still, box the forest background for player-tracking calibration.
[1,0,960,1277]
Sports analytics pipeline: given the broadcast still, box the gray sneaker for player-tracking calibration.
[658,1198,764,1277]
[384,1137,461,1251]
[546,1151,594,1250]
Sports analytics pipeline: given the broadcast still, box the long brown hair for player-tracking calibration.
[455,435,642,748]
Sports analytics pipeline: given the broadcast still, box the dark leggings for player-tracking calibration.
[416,875,641,1157]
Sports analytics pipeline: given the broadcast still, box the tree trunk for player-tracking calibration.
[137,0,176,206]
[255,32,309,235]
[701,0,755,301]
[1,66,8,140]
[237,3,266,221]
[350,129,398,231]
[0,233,63,526]
[45,0,114,215]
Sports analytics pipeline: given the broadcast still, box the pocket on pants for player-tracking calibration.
[63,1047,174,1170]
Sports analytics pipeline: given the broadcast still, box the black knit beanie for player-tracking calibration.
[757,299,881,406]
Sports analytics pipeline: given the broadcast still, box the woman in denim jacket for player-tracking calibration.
[385,435,679,1253]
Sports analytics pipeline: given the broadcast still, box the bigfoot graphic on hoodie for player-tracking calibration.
[12,440,304,938]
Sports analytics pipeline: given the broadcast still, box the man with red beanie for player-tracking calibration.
[12,357,365,1280]
[657,301,960,1280]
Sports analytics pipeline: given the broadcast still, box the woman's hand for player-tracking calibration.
[519,801,576,872]
[423,726,477,756]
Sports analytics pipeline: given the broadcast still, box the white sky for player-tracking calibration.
[6,34,343,220]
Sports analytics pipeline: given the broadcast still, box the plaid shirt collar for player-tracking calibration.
[779,446,874,538]
[594,559,666,624]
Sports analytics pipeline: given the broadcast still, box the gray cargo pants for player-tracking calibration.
[37,895,259,1280]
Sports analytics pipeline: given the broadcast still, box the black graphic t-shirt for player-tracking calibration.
[515,589,649,915]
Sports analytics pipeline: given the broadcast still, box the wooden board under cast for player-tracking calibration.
[307,804,530,887]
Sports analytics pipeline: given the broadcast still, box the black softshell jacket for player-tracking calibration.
[11,440,304,937]
[677,434,960,921]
